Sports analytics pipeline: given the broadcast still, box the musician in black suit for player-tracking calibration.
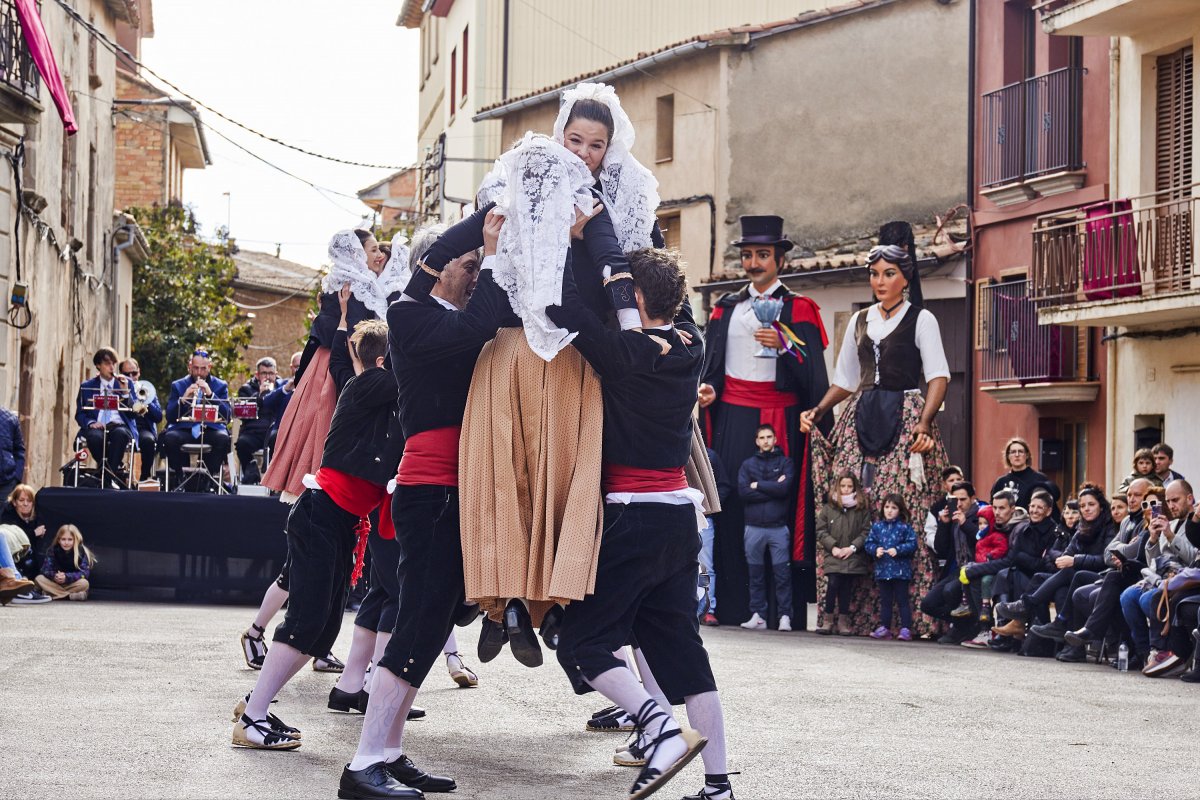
[235,357,285,484]
[119,358,163,482]
[75,347,139,484]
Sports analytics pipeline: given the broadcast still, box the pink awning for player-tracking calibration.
[14,0,77,135]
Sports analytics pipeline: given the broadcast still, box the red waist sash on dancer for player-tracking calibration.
[396,426,461,488]
[715,376,810,562]
[602,463,688,494]
[311,466,393,584]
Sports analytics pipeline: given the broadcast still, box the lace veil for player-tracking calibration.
[321,230,390,320]
[551,82,660,253]
[376,231,411,299]
[489,132,595,361]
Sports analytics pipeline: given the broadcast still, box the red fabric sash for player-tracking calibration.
[602,463,688,494]
[720,377,796,458]
[396,426,461,488]
[312,467,389,585]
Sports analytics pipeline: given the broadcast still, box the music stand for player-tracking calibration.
[84,391,133,490]
[175,399,226,494]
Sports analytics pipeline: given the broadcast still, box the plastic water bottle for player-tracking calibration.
[1117,643,1129,672]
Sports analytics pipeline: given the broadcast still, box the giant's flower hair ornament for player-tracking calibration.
[321,230,391,320]
[375,231,412,299]
[550,82,660,254]
[489,132,595,361]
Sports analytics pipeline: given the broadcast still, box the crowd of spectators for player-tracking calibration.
[0,484,94,605]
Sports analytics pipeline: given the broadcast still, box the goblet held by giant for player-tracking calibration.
[751,296,784,359]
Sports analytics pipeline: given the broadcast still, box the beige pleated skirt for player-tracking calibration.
[460,328,604,622]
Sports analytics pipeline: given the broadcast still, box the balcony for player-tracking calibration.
[1038,0,1199,38]
[978,278,1099,405]
[1031,188,1200,329]
[0,0,42,125]
[980,67,1085,207]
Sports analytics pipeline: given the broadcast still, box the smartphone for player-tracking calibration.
[1151,505,1163,519]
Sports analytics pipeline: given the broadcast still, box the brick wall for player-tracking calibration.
[114,72,167,210]
[229,284,313,387]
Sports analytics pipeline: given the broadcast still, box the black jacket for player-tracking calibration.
[0,407,24,486]
[934,503,980,573]
[707,447,732,506]
[967,516,1060,579]
[319,366,404,487]
[990,468,1060,509]
[737,447,795,527]
[1062,519,1118,573]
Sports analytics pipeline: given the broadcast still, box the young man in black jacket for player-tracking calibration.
[736,425,795,631]
[919,481,980,644]
[340,213,509,800]
[548,248,734,800]
[231,318,403,752]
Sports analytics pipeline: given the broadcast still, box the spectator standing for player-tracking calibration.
[864,493,917,641]
[990,437,1060,509]
[698,446,731,626]
[34,524,94,601]
[0,405,25,499]
[1152,443,1185,485]
[737,424,796,632]
[814,473,871,635]
[119,359,162,483]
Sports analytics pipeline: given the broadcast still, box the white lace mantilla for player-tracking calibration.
[489,133,595,361]
[321,230,393,320]
[376,231,411,299]
[552,82,660,253]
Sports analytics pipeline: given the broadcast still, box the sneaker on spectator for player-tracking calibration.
[961,630,991,649]
[1055,644,1086,663]
[869,626,892,640]
[897,627,912,642]
[988,635,1020,653]
[994,599,1029,623]
[700,613,720,627]
[1143,650,1181,677]
[937,626,974,645]
[739,613,767,631]
[778,615,792,632]
[11,589,52,604]
[949,603,972,618]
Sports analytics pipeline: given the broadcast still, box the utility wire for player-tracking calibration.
[53,0,416,171]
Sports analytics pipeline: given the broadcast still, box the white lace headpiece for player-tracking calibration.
[376,231,411,299]
[321,230,390,320]
[551,82,660,253]
[489,132,595,361]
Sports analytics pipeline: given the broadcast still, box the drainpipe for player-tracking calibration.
[1104,37,1120,492]
[112,223,137,348]
[501,0,510,101]
[964,0,977,474]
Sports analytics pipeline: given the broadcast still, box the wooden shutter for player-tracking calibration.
[1156,47,1193,198]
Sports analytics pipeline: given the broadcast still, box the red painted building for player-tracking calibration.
[969,0,1110,496]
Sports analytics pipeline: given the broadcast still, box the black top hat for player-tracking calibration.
[732,215,793,253]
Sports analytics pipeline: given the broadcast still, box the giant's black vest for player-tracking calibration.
[855,306,923,392]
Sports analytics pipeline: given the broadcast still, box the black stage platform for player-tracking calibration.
[35,487,289,603]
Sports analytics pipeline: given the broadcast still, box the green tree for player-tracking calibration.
[129,205,253,393]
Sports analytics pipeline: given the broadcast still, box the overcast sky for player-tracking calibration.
[141,1,419,268]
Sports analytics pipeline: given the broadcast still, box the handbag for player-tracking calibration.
[1155,566,1200,635]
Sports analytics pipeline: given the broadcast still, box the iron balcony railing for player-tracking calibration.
[0,0,40,103]
[980,278,1080,384]
[1031,187,1198,304]
[981,67,1084,188]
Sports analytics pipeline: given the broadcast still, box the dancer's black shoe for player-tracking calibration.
[477,615,508,663]
[538,604,564,651]
[383,755,456,793]
[329,686,365,714]
[337,762,423,799]
[455,602,481,627]
[504,599,543,667]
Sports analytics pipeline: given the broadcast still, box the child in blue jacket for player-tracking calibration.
[864,493,917,641]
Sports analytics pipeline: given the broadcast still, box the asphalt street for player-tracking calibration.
[3,600,1197,799]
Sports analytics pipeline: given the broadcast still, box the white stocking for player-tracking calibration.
[633,647,671,712]
[684,691,728,775]
[587,667,683,774]
[350,666,413,771]
[250,581,289,634]
[335,625,376,694]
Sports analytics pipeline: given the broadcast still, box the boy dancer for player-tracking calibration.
[548,250,735,800]
[230,317,402,750]
[338,213,509,799]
